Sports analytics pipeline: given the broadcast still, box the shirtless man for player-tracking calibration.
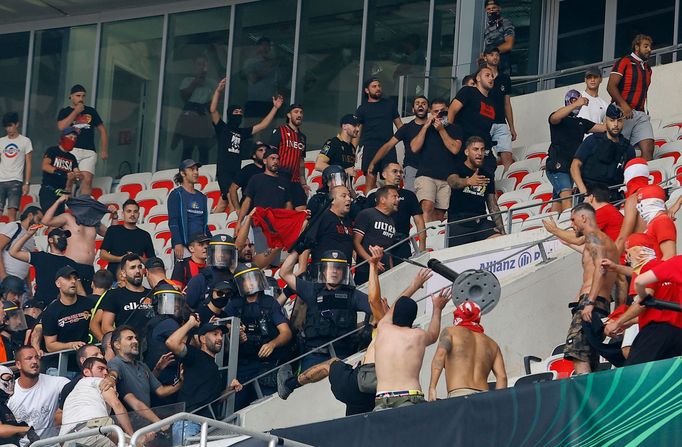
[373,281,449,410]
[428,301,507,400]
[567,202,620,373]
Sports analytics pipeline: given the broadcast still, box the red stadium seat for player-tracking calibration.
[116,173,152,200]
[504,159,542,189]
[20,194,35,212]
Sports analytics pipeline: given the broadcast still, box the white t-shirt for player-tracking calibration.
[0,135,33,183]
[8,373,69,447]
[0,222,35,280]
[577,90,609,125]
[59,377,110,435]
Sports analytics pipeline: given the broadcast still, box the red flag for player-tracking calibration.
[250,208,307,249]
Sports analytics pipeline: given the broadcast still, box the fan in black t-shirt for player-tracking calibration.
[229,146,265,208]
[316,114,360,175]
[446,137,504,248]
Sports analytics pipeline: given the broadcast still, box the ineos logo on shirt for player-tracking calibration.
[285,140,305,151]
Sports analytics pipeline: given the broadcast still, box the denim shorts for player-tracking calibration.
[0,180,22,210]
[490,123,513,153]
[546,171,573,199]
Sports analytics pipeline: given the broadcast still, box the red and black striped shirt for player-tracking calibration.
[611,54,652,112]
[270,124,307,183]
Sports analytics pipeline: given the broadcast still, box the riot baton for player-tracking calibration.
[640,295,682,312]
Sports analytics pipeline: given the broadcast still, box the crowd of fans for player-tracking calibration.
[0,16,680,446]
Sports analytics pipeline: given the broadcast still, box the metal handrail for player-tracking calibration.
[129,412,312,447]
[32,425,126,447]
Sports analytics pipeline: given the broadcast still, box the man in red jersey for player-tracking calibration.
[270,104,308,210]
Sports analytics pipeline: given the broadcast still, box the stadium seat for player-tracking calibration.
[517,171,546,193]
[661,117,682,130]
[208,212,228,231]
[202,182,222,211]
[136,190,168,218]
[19,194,37,212]
[198,164,216,189]
[511,146,526,162]
[509,199,542,222]
[28,184,41,197]
[115,173,152,199]
[146,204,169,226]
[154,221,172,245]
[494,165,505,181]
[137,222,155,234]
[495,178,516,197]
[504,159,542,188]
[91,176,113,200]
[497,190,531,210]
[654,141,682,164]
[514,371,557,387]
[150,169,178,193]
[153,237,168,256]
[545,355,575,379]
[524,141,549,161]
[305,161,316,179]
[653,127,680,148]
[530,183,554,204]
[98,192,130,210]
[647,158,674,186]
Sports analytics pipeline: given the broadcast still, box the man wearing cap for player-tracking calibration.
[354,78,403,191]
[39,127,81,215]
[578,67,609,125]
[39,266,95,353]
[56,84,107,196]
[0,206,42,282]
[10,224,84,305]
[428,302,507,400]
[483,47,517,172]
[482,0,514,75]
[270,104,309,210]
[168,159,210,261]
[228,141,267,214]
[315,115,360,181]
[100,199,155,274]
[166,315,242,445]
[607,34,654,160]
[210,78,283,213]
[171,233,209,289]
[571,103,636,199]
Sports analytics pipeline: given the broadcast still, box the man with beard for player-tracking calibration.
[0,364,40,446]
[354,78,403,191]
[99,199,155,274]
[367,96,430,192]
[210,78,283,213]
[482,0,514,75]
[571,104,636,200]
[315,115,360,183]
[608,34,654,160]
[565,203,619,374]
[446,136,504,247]
[99,254,153,336]
[483,47,517,172]
[108,326,181,424]
[229,142,267,213]
[8,346,69,446]
[304,185,355,263]
[270,104,308,210]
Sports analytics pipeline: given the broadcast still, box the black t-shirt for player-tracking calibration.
[57,106,103,151]
[353,208,396,264]
[99,286,153,334]
[101,225,155,274]
[355,99,400,150]
[0,400,24,446]
[546,115,595,173]
[415,124,463,180]
[393,120,423,169]
[309,209,354,262]
[453,86,496,149]
[145,317,180,385]
[234,163,264,189]
[41,146,78,189]
[448,162,496,217]
[179,345,223,416]
[214,120,253,176]
[366,188,422,239]
[29,252,80,303]
[243,173,291,210]
[319,137,356,170]
[40,295,95,343]
[490,72,512,124]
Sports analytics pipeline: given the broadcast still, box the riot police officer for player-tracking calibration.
[279,248,371,371]
[307,165,365,219]
[225,264,292,410]
[185,234,238,310]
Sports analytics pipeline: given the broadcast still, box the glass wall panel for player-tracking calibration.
[296,1,364,150]
[158,7,230,170]
[505,0,542,77]
[556,0,605,87]
[430,0,457,104]
[27,26,96,182]
[97,17,163,178]
[229,0,296,138]
[363,0,430,116]
[0,32,30,124]
[616,0,675,61]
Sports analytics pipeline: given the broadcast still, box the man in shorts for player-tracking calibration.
[56,84,107,196]
[0,112,33,222]
[483,47,517,172]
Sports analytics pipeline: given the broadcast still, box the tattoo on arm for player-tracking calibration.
[447,174,468,189]
[585,233,603,261]
[437,330,452,353]
[486,194,504,233]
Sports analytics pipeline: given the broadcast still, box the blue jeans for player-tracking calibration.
[546,171,573,199]
[172,420,202,446]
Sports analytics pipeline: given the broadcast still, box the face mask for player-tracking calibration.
[211,294,229,309]
[636,199,666,224]
[54,237,67,252]
[227,115,243,128]
[60,136,76,151]
[487,11,500,25]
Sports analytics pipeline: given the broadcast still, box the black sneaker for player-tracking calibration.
[277,364,294,400]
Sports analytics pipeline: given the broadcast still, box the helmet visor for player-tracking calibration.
[314,260,352,286]
[208,243,237,271]
[155,291,185,317]
[327,172,347,188]
[5,306,27,332]
[234,268,268,296]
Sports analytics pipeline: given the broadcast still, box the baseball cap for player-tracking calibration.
[189,233,210,244]
[55,265,79,280]
[61,126,78,136]
[213,281,234,293]
[70,84,86,94]
[179,159,201,170]
[287,103,303,113]
[264,146,279,158]
[483,46,500,55]
[144,257,166,270]
[340,114,359,126]
[363,77,380,89]
[484,0,500,6]
[47,228,71,239]
[23,299,46,311]
[197,322,228,336]
[585,66,602,78]
[605,104,624,120]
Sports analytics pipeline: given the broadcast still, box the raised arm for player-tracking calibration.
[367,246,386,322]
[41,194,71,228]
[8,224,41,263]
[210,78,226,125]
[425,287,450,345]
[428,328,452,401]
[549,98,587,125]
[252,95,283,134]
[409,117,433,153]
[279,250,300,291]
[166,313,200,356]
[543,218,584,246]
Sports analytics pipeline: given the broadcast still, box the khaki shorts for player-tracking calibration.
[564,295,610,363]
[72,147,98,174]
[448,388,484,398]
[414,176,450,209]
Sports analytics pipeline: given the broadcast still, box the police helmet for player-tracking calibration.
[314,250,352,286]
[322,165,348,189]
[2,301,27,333]
[233,264,268,297]
[207,234,237,271]
[152,282,186,318]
